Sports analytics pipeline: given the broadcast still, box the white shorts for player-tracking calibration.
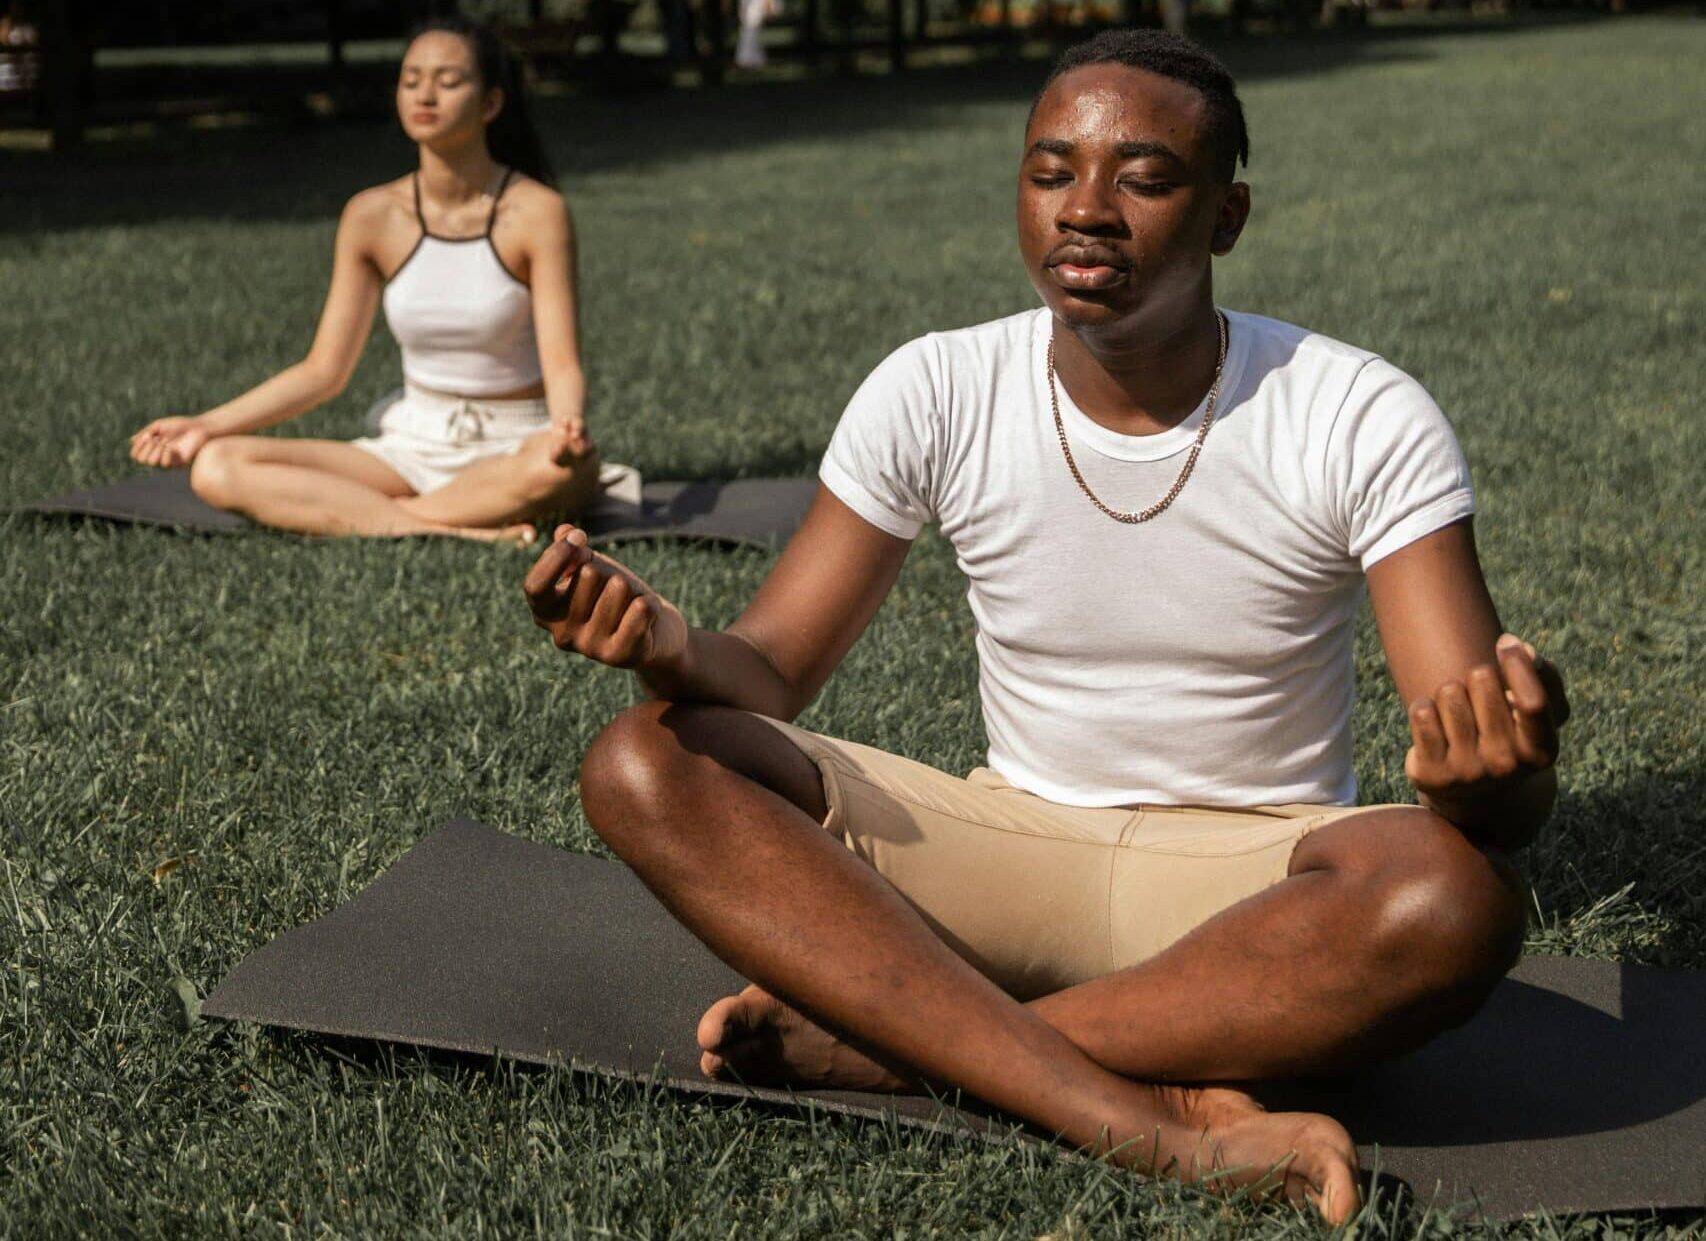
[350,383,549,495]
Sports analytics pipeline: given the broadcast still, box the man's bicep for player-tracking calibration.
[1365,518,1504,709]
[729,486,913,711]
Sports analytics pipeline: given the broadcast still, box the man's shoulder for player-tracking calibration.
[924,307,1043,346]
[1227,310,1438,423]
[1229,310,1383,377]
[853,308,1041,411]
[901,307,1042,372]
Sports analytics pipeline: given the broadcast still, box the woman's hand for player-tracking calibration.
[547,380,594,465]
[523,526,687,673]
[130,417,211,468]
[1405,633,1570,834]
[549,406,595,465]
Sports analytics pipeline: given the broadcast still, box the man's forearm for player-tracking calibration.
[1421,767,1557,850]
[637,628,803,721]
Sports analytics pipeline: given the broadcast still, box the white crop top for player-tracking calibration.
[382,169,543,396]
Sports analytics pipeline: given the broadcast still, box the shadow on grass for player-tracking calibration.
[1526,770,1706,968]
[0,14,1612,237]
[1264,961,1706,1145]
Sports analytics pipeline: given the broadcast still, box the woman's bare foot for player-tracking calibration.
[696,986,1360,1224]
[436,521,536,546]
[698,985,916,1092]
[491,521,538,547]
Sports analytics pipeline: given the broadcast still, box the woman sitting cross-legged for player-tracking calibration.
[130,18,600,544]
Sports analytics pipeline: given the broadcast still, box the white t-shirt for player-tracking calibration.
[821,308,1474,811]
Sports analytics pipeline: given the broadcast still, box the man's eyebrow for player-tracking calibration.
[1025,138,1186,164]
[1116,141,1184,163]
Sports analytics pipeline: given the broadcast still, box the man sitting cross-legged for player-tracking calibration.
[523,30,1567,1224]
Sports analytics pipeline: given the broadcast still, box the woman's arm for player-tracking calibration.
[519,190,591,455]
[131,191,387,465]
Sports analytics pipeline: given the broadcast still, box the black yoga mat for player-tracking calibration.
[15,471,817,550]
[203,820,1706,1222]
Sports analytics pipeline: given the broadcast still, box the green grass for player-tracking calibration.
[4,15,1705,1236]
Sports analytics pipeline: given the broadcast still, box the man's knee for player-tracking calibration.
[579,701,690,852]
[579,701,828,858]
[1311,807,1527,1022]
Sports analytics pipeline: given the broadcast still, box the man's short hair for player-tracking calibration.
[1036,30,1250,183]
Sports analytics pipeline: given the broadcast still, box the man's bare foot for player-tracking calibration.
[1138,1084,1361,1224]
[697,987,1359,1223]
[698,985,916,1092]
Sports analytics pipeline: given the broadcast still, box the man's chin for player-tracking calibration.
[1026,270,1147,332]
[1044,292,1141,334]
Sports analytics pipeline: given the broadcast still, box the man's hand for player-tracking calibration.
[130,417,210,468]
[1404,633,1569,837]
[523,526,687,671]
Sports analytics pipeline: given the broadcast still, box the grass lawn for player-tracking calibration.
[3,14,1703,1236]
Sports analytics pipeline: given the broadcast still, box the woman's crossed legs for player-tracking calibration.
[189,426,598,541]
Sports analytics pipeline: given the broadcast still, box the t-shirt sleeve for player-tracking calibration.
[818,336,941,540]
[1325,358,1476,569]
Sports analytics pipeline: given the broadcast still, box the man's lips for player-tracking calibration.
[1046,246,1130,291]
[1050,263,1128,290]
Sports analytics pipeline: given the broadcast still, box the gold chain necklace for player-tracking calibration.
[1046,310,1228,524]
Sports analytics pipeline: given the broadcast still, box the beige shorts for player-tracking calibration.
[350,383,549,495]
[759,716,1386,1001]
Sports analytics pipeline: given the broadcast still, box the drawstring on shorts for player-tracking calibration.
[445,400,492,443]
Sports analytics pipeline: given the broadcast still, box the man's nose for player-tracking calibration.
[1057,175,1122,234]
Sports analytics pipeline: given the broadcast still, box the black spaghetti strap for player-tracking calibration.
[485,168,514,236]
[411,172,426,228]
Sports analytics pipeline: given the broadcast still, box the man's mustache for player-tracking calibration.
[1045,242,1130,270]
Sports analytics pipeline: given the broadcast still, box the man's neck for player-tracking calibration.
[1051,298,1224,438]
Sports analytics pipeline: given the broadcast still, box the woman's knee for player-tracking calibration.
[189,438,248,507]
[515,444,600,513]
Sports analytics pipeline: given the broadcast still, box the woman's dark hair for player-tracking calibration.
[407,15,555,186]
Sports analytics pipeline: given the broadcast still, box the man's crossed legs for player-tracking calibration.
[579,701,1526,1224]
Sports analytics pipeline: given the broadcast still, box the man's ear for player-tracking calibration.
[483,86,506,127]
[1211,181,1251,257]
